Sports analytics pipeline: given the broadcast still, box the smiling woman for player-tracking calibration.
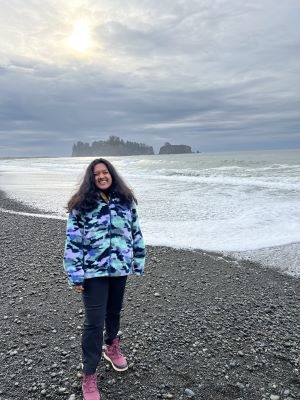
[67,20,92,52]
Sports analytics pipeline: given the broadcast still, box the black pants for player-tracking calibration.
[81,276,127,374]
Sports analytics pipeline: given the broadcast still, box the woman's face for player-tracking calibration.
[93,163,113,191]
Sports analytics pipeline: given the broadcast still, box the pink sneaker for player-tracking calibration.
[82,372,101,400]
[104,338,128,371]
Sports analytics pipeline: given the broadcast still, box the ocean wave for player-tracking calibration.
[149,170,300,191]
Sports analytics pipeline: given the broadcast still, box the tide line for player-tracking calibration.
[0,207,66,220]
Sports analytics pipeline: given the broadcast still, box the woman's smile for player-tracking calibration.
[94,163,113,190]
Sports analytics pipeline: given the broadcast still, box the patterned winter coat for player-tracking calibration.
[63,193,145,286]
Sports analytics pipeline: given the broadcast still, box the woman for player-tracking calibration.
[63,158,145,400]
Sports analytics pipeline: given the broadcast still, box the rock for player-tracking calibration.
[184,388,195,397]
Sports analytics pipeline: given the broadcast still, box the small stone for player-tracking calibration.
[270,395,280,400]
[236,382,245,389]
[184,388,195,397]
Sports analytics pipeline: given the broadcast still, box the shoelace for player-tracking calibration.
[111,342,123,357]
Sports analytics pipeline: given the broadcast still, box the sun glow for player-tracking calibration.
[68,20,92,52]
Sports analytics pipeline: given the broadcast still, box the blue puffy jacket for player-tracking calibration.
[63,194,145,286]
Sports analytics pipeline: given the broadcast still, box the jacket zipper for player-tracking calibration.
[108,198,112,276]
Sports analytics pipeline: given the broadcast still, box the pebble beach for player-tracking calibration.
[0,190,299,400]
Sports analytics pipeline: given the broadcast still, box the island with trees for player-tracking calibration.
[72,136,154,157]
[71,137,194,156]
[158,142,192,154]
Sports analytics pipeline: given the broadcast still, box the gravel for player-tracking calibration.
[0,191,300,400]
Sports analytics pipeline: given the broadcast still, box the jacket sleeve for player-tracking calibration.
[131,201,146,276]
[63,209,85,286]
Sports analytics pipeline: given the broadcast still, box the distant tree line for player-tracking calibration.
[72,136,154,157]
[72,137,194,156]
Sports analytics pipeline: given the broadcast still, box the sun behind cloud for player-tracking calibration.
[67,20,92,52]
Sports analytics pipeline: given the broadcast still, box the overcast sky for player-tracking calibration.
[0,0,299,157]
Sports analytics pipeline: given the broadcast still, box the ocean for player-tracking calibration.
[0,149,299,277]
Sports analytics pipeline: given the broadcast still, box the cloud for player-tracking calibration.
[0,0,299,156]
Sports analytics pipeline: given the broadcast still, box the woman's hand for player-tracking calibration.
[74,285,84,293]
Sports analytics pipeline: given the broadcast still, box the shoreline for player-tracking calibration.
[0,191,300,399]
[1,188,299,279]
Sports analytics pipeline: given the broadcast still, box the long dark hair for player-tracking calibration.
[67,158,137,212]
